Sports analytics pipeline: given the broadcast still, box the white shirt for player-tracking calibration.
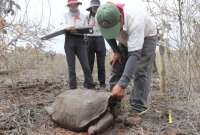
[87,16,102,36]
[64,10,87,28]
[116,2,157,52]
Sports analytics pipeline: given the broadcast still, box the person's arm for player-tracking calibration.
[106,39,120,53]
[111,49,141,99]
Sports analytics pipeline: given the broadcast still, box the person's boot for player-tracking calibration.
[100,83,106,88]
[84,82,96,89]
[69,82,77,89]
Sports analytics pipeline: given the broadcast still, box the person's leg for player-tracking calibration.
[130,36,157,114]
[87,37,95,73]
[64,35,77,89]
[95,37,106,87]
[75,37,95,89]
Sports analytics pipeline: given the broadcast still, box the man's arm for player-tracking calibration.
[106,39,120,53]
[106,39,123,65]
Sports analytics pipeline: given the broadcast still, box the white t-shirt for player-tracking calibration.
[64,10,87,28]
[116,2,157,52]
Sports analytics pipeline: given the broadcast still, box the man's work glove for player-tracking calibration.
[111,84,125,100]
[110,52,122,66]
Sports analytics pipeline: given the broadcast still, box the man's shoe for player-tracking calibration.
[129,104,149,116]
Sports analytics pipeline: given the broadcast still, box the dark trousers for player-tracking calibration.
[87,36,106,85]
[109,36,157,107]
[64,35,94,88]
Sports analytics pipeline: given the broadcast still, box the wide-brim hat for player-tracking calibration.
[86,0,100,11]
[67,0,82,6]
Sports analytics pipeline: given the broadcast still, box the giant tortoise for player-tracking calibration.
[45,89,115,135]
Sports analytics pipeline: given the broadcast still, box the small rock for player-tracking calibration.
[3,79,13,87]
[88,126,96,135]
[124,116,142,126]
[78,132,88,135]
[115,114,128,123]
[160,127,177,135]
[0,80,5,84]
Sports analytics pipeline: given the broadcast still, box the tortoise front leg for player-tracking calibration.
[88,112,114,135]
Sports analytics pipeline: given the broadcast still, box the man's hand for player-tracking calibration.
[112,84,125,99]
[110,52,122,66]
[67,26,77,33]
[0,18,6,29]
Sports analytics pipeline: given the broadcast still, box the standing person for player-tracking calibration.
[86,0,106,88]
[96,2,157,115]
[64,0,95,89]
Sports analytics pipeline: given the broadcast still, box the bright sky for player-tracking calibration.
[15,0,145,54]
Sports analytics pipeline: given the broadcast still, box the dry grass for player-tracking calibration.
[0,47,200,135]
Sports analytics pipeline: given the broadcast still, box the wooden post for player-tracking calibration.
[159,45,166,93]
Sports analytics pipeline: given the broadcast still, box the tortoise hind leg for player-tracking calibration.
[88,112,114,135]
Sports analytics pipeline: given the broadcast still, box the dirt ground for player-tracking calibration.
[0,70,200,135]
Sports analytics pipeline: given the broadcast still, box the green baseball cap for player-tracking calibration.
[96,3,121,39]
